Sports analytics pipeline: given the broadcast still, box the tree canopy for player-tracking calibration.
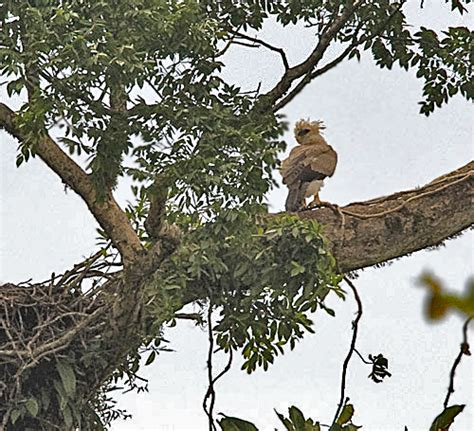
[0,0,473,429]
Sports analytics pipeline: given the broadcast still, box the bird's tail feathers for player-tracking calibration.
[285,182,308,212]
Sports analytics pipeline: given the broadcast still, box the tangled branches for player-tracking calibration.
[0,251,122,429]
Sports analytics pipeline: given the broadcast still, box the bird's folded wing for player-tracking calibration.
[280,151,308,185]
[281,145,337,185]
[309,146,337,177]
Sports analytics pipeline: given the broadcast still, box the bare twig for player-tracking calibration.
[272,0,407,112]
[174,312,204,323]
[231,31,290,70]
[272,40,356,112]
[215,25,244,58]
[354,348,371,364]
[443,317,472,408]
[332,276,363,424]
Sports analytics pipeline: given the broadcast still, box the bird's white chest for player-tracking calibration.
[305,180,324,197]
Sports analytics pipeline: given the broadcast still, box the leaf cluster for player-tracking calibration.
[2,1,472,200]
[367,353,392,383]
[218,403,360,431]
[151,207,343,373]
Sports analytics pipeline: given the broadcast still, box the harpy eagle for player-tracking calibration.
[280,119,337,212]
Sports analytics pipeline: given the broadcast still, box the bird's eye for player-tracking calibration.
[297,129,310,137]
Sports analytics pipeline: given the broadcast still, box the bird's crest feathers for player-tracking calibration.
[294,119,325,136]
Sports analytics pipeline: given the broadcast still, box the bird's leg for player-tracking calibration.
[307,194,342,216]
[306,193,324,209]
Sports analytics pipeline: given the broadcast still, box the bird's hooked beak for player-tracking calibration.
[297,128,310,137]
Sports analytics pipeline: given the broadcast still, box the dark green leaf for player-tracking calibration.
[56,360,76,397]
[218,416,259,431]
[429,405,465,431]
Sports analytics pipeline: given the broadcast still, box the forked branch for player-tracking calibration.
[262,0,364,108]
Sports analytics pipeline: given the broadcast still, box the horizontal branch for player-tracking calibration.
[179,162,473,306]
[0,102,143,265]
[299,162,474,272]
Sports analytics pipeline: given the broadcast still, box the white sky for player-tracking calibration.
[1,2,473,430]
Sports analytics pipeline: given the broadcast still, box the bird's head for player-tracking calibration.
[294,119,326,145]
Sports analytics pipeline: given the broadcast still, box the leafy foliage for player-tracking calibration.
[276,405,322,431]
[2,0,472,198]
[217,403,361,431]
[218,415,259,431]
[413,26,473,115]
[1,0,286,203]
[331,403,361,431]
[152,208,342,372]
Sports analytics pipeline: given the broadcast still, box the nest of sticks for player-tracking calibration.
[0,251,120,424]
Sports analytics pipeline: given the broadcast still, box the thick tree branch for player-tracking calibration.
[0,102,143,265]
[299,162,473,273]
[180,162,473,305]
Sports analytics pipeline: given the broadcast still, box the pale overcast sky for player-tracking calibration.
[1,2,472,430]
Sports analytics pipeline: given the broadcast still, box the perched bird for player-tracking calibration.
[280,119,337,212]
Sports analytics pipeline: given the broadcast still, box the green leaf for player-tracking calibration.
[289,406,306,428]
[145,351,156,365]
[6,77,24,97]
[290,261,306,277]
[62,404,73,428]
[218,415,259,431]
[56,360,76,397]
[25,398,39,417]
[337,404,354,425]
[15,154,24,167]
[429,405,465,431]
[10,408,22,424]
[54,379,68,410]
[275,409,295,430]
[319,302,336,317]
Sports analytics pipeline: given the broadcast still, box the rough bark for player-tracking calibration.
[298,161,474,273]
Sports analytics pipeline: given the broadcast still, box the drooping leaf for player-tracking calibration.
[429,405,465,431]
[218,415,259,431]
[56,360,76,397]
